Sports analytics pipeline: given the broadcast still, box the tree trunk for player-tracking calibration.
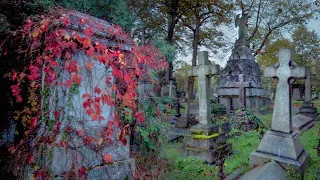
[186,13,200,119]
[165,0,179,84]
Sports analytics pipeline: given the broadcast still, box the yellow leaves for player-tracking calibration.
[31,30,40,38]
[98,138,103,145]
[86,61,93,72]
[64,34,71,41]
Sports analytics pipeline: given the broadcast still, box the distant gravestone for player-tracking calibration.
[250,49,309,169]
[297,68,317,119]
[181,51,232,163]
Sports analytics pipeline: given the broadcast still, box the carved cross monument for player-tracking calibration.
[235,13,249,40]
[188,51,220,124]
[250,49,309,169]
[264,49,305,133]
[183,52,232,164]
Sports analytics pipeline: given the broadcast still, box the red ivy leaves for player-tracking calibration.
[94,86,101,94]
[72,74,82,85]
[8,9,167,176]
[104,154,113,163]
[134,112,146,123]
[84,27,94,37]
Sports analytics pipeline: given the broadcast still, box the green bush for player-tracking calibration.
[210,98,227,116]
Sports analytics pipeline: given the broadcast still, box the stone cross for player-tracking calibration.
[264,49,306,133]
[188,51,220,124]
[235,13,249,40]
[304,68,316,103]
[233,74,250,109]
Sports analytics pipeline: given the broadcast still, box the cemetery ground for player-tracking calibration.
[136,104,320,179]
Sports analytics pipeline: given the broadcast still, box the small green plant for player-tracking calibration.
[136,96,171,155]
[210,99,227,116]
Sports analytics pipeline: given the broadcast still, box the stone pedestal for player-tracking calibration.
[250,131,309,170]
[182,124,232,164]
[292,114,314,133]
[298,102,317,119]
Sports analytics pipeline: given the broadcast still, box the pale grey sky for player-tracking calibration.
[177,16,320,69]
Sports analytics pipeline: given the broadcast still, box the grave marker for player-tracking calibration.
[250,49,309,169]
[297,68,317,119]
[182,51,232,163]
[188,51,220,124]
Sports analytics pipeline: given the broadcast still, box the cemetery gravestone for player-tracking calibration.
[218,13,266,113]
[181,51,232,163]
[39,11,135,179]
[297,68,317,119]
[250,49,309,169]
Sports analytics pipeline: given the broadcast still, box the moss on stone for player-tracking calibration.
[192,133,220,139]
[190,130,205,135]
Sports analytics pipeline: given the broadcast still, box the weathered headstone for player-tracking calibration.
[218,13,267,112]
[297,68,317,119]
[46,11,134,179]
[181,51,232,163]
[250,49,309,169]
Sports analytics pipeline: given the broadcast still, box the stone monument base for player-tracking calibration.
[292,114,314,133]
[181,124,232,164]
[239,161,286,180]
[249,130,309,170]
[298,102,317,119]
[175,115,188,128]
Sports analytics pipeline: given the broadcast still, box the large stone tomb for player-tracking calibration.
[218,13,267,113]
[250,49,309,170]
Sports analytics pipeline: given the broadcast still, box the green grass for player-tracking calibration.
[160,143,219,180]
[257,113,273,128]
[301,122,320,179]
[224,131,261,175]
[160,113,320,179]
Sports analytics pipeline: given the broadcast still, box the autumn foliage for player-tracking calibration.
[3,8,167,178]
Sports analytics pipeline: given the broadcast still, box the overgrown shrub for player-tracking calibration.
[285,165,303,180]
[230,108,263,131]
[210,98,229,124]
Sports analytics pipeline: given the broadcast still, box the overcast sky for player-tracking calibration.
[177,16,320,69]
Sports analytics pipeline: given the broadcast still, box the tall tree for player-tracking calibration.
[236,0,317,56]
[292,24,320,68]
[256,39,294,71]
